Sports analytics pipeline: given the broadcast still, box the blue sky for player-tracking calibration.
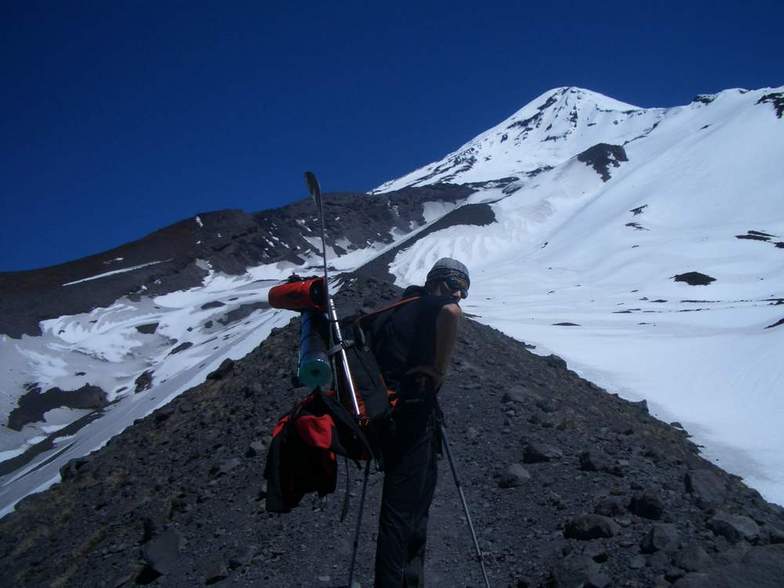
[1,0,781,271]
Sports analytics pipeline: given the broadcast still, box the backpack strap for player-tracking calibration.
[356,296,420,325]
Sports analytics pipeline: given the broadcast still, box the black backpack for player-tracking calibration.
[338,294,421,424]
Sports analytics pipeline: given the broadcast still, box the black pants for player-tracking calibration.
[374,399,440,587]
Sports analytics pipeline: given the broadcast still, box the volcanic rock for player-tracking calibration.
[576,143,628,182]
[564,514,620,540]
[641,524,681,553]
[685,468,727,509]
[499,463,531,488]
[648,549,671,571]
[594,496,627,517]
[170,342,193,354]
[135,370,154,393]
[673,543,714,572]
[629,554,646,569]
[142,528,184,576]
[7,383,108,430]
[549,553,610,588]
[673,544,784,588]
[207,358,235,380]
[768,525,784,544]
[579,451,623,476]
[708,511,761,544]
[501,387,529,404]
[522,442,563,463]
[204,558,228,585]
[672,272,716,286]
[629,490,665,520]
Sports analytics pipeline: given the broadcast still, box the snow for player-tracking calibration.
[195,215,204,228]
[62,260,169,286]
[422,200,460,223]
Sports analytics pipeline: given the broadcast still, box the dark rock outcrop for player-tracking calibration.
[576,143,629,181]
[7,383,107,430]
[134,370,154,393]
[757,92,784,118]
[673,272,716,286]
[135,322,159,334]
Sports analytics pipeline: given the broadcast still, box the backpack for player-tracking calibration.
[338,294,422,423]
[264,295,420,513]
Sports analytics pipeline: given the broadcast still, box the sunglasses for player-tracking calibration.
[444,276,469,299]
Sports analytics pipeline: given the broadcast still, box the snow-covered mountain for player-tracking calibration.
[375,85,784,504]
[1,85,782,517]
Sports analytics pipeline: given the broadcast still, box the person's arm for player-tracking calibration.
[433,303,462,377]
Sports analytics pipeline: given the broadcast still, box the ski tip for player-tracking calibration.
[304,171,321,199]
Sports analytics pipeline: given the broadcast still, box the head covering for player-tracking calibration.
[426,258,470,290]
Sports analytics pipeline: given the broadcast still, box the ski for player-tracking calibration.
[304,171,361,417]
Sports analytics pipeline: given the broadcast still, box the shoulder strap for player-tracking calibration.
[356,296,420,326]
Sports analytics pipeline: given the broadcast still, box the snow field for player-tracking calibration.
[385,86,784,504]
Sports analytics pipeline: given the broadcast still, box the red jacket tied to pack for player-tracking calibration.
[264,391,372,513]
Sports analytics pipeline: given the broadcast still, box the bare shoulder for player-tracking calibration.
[439,303,462,319]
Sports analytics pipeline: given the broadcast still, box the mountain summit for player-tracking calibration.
[372,85,782,194]
[372,86,656,191]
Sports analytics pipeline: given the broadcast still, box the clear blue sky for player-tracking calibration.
[1,0,781,271]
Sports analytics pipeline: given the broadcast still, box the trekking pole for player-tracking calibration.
[347,460,371,587]
[304,171,362,417]
[438,420,491,588]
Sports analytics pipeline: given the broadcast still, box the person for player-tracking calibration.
[372,257,469,587]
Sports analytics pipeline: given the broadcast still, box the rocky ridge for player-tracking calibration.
[0,183,472,338]
[1,275,783,587]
